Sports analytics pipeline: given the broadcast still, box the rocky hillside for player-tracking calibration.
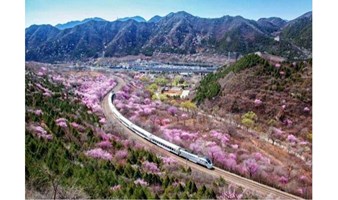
[25,11,312,62]
[280,11,312,51]
[195,54,312,141]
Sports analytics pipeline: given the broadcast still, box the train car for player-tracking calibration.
[148,134,181,155]
[179,149,199,163]
[128,124,149,139]
[130,124,152,138]
[197,157,213,169]
[179,149,213,169]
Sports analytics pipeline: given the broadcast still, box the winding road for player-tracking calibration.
[101,75,303,200]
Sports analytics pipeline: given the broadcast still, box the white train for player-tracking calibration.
[108,92,213,169]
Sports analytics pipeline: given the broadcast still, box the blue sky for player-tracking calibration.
[26,0,312,27]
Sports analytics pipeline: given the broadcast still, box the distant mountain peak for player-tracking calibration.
[167,11,195,19]
[55,17,107,30]
[175,11,191,15]
[116,16,146,22]
[27,24,56,30]
[148,15,162,23]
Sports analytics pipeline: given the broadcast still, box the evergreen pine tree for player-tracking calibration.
[163,176,170,188]
[162,194,169,200]
[180,192,189,200]
[178,183,184,192]
[206,188,217,199]
[133,169,142,179]
[190,181,197,193]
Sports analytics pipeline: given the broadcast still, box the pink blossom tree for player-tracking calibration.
[167,106,178,116]
[34,109,43,116]
[161,156,177,165]
[98,130,113,141]
[181,113,188,125]
[30,124,53,140]
[162,128,197,144]
[244,159,259,177]
[210,130,229,145]
[96,141,112,149]
[189,139,205,153]
[115,150,128,160]
[85,148,112,160]
[254,152,263,161]
[99,117,106,124]
[142,161,160,174]
[225,154,237,170]
[217,185,243,200]
[287,134,298,144]
[134,178,149,186]
[254,99,263,107]
[268,127,284,145]
[55,118,68,128]
[279,176,288,185]
[207,143,229,167]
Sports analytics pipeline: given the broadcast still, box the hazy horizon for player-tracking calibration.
[26,0,312,27]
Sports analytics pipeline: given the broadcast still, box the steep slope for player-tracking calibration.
[104,20,155,56]
[25,25,60,47]
[257,17,287,34]
[209,16,276,54]
[280,11,312,50]
[26,20,155,62]
[25,25,61,61]
[144,11,202,54]
[195,54,312,140]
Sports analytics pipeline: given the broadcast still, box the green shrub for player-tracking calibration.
[241,111,257,128]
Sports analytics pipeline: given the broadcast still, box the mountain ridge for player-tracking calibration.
[25,11,312,62]
[55,17,107,30]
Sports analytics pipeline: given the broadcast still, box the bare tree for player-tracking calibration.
[42,165,70,200]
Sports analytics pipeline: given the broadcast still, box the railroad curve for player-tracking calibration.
[101,75,303,200]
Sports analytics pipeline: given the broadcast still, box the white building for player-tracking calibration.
[180,90,190,99]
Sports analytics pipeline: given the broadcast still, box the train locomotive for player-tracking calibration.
[109,92,213,169]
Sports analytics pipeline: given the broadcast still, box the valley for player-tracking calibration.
[25,6,312,200]
[25,52,312,198]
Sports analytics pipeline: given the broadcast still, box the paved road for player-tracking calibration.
[101,76,303,200]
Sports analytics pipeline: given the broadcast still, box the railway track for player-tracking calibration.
[101,75,303,199]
